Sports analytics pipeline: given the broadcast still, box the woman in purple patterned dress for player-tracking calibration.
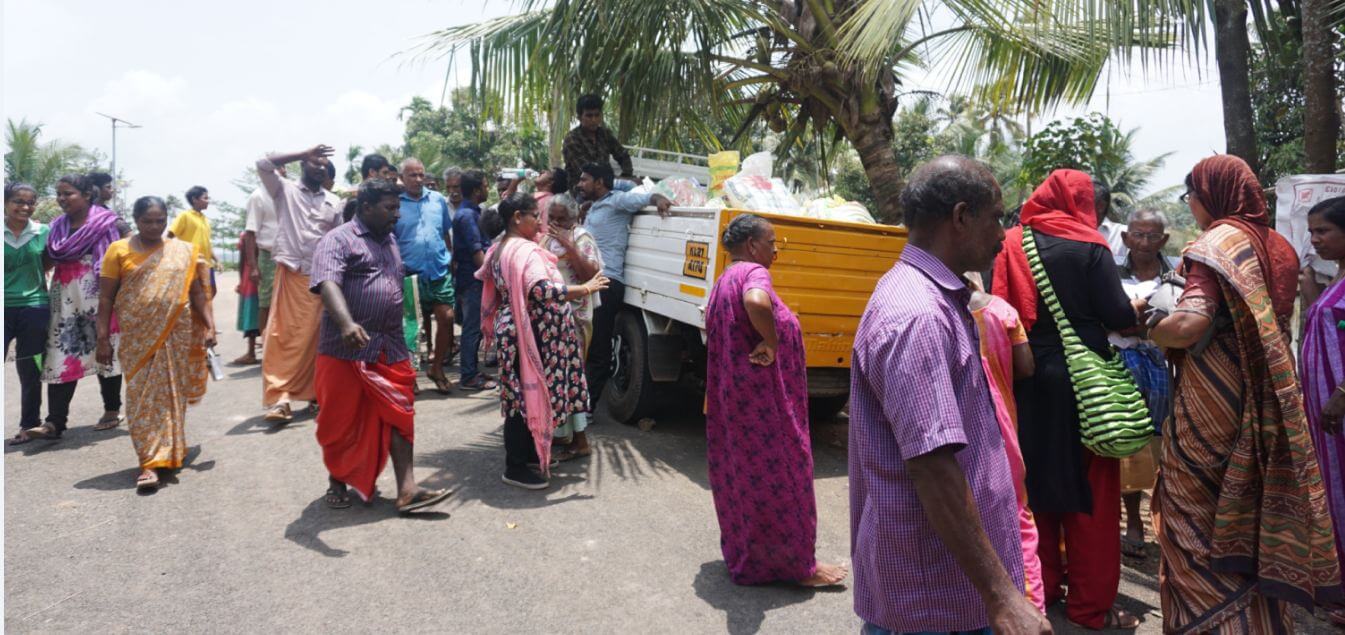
[704,214,847,587]
[1298,195,1345,626]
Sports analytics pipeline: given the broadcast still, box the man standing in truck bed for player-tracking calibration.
[563,94,634,193]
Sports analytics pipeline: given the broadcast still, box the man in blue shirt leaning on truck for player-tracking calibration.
[577,162,672,409]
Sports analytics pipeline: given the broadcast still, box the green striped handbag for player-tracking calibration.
[1022,227,1152,458]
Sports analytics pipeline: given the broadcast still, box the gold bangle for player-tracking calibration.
[1336,384,1345,396]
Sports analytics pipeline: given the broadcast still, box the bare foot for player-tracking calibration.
[231,353,259,365]
[800,562,848,587]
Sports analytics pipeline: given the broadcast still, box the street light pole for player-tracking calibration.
[94,112,141,186]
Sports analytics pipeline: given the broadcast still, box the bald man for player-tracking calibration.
[396,158,456,393]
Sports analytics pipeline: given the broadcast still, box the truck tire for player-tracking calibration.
[808,394,850,421]
[608,311,656,424]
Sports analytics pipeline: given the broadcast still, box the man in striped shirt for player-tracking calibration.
[308,178,450,513]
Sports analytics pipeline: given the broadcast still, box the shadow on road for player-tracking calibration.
[578,388,850,493]
[283,496,450,558]
[226,414,315,436]
[72,445,217,492]
[1045,591,1160,634]
[4,425,129,456]
[226,365,262,380]
[692,560,837,634]
[416,430,596,512]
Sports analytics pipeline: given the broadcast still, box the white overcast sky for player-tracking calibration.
[2,0,1227,217]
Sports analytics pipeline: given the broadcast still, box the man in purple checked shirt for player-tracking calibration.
[850,156,1050,635]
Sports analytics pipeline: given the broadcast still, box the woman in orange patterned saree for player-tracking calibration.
[96,196,216,491]
[1148,156,1340,633]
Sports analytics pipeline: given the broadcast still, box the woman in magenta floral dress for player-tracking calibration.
[29,174,128,440]
[704,214,847,587]
[477,194,608,490]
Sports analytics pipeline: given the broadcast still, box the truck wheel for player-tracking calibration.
[608,311,656,424]
[809,394,849,421]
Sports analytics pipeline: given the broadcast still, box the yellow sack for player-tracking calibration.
[708,151,739,199]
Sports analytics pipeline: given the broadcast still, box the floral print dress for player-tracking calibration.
[490,257,590,427]
[42,255,120,383]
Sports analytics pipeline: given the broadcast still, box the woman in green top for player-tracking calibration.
[4,182,51,444]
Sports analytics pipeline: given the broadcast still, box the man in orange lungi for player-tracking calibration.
[309,178,450,512]
[255,145,343,423]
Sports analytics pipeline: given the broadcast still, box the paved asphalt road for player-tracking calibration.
[4,272,1334,633]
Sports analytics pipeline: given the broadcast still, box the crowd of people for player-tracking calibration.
[7,90,1345,632]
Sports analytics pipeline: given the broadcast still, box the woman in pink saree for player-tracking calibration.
[704,214,847,587]
[477,193,608,490]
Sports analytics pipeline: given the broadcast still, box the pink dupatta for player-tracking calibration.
[476,237,564,473]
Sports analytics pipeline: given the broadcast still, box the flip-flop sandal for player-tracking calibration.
[460,376,498,391]
[426,373,454,395]
[1120,536,1147,559]
[325,487,352,509]
[555,448,593,462]
[136,472,160,492]
[1072,607,1140,631]
[8,430,34,446]
[397,488,452,514]
[93,414,123,431]
[264,404,293,423]
[24,424,61,440]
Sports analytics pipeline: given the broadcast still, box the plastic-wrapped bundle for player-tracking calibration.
[722,174,802,214]
[804,196,876,224]
[1023,227,1152,458]
[653,177,707,207]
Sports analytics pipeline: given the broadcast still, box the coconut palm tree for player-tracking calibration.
[4,118,87,196]
[413,0,1176,223]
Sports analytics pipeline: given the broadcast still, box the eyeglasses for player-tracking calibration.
[1126,231,1167,241]
[1179,191,1192,204]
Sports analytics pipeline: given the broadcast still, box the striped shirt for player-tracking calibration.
[849,244,1023,632]
[309,218,408,363]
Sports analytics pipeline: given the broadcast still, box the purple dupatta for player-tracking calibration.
[46,205,121,275]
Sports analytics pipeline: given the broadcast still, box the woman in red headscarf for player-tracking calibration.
[992,169,1141,630]
[1148,155,1341,633]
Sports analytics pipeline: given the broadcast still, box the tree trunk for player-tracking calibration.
[844,114,904,225]
[1212,0,1260,170]
[1300,0,1340,173]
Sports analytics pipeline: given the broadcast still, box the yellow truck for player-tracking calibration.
[607,207,908,422]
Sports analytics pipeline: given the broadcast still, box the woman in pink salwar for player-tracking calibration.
[704,214,847,587]
[967,277,1046,611]
[1298,195,1345,626]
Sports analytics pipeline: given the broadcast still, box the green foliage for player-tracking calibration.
[1020,113,1169,216]
[5,118,129,220]
[212,200,247,241]
[1249,21,1345,189]
[832,95,1029,209]
[4,118,92,197]
[397,91,549,179]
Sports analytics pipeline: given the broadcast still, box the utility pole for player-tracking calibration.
[94,112,141,185]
